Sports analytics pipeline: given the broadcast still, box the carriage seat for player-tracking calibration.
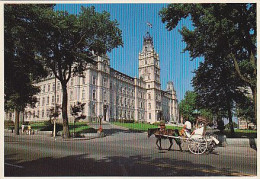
[190,127,204,139]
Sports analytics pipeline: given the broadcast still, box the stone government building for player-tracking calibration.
[6,33,179,124]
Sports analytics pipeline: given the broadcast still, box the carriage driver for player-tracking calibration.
[159,120,166,135]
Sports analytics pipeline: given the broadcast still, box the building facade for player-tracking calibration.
[6,33,179,124]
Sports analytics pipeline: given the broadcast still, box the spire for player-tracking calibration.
[142,32,154,52]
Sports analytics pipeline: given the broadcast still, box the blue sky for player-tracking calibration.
[55,4,204,101]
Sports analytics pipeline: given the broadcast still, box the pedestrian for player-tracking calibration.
[28,125,31,135]
[22,124,25,134]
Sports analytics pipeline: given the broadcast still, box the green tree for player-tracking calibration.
[160,3,256,128]
[179,91,214,124]
[36,6,123,138]
[192,58,246,134]
[179,91,197,123]
[4,5,51,135]
[235,95,254,124]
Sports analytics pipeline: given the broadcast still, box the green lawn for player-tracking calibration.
[68,122,93,133]
[111,122,182,131]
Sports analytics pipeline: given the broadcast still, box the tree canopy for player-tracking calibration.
[4,5,54,134]
[5,5,123,137]
[160,4,257,127]
[35,6,123,138]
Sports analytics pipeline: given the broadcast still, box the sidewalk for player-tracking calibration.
[225,138,257,148]
[4,129,102,141]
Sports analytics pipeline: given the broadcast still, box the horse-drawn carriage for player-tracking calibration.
[148,117,219,155]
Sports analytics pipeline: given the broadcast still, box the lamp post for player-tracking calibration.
[53,63,57,138]
[98,115,103,132]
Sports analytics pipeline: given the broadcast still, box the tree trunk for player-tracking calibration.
[14,109,20,135]
[227,104,235,136]
[62,83,70,138]
[252,86,257,124]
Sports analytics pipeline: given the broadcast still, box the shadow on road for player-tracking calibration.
[5,152,250,176]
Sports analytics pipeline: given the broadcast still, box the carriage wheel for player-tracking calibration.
[188,135,207,155]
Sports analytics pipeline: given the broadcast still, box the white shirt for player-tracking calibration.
[184,121,192,130]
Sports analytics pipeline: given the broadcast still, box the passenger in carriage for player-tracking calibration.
[180,119,192,137]
[191,123,205,136]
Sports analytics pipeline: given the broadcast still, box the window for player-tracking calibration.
[148,103,151,110]
[42,110,44,117]
[92,76,96,85]
[42,97,45,106]
[52,95,54,104]
[70,90,73,101]
[47,96,49,105]
[52,83,55,92]
[71,78,74,86]
[82,89,85,100]
[93,89,96,100]
[148,93,151,99]
[57,95,59,103]
[92,104,96,115]
[104,91,107,102]
[43,85,46,93]
[149,113,151,119]
[48,84,50,92]
[148,85,150,88]
[103,77,107,87]
[57,83,60,90]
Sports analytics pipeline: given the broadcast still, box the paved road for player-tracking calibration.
[4,123,257,176]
